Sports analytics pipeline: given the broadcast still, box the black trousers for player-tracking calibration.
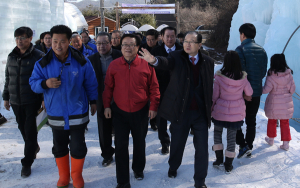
[52,127,87,159]
[97,106,115,160]
[157,93,170,148]
[11,102,41,167]
[169,110,208,186]
[112,103,149,184]
[236,96,261,149]
[157,115,170,148]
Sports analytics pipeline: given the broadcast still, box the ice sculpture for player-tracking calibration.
[64,3,88,33]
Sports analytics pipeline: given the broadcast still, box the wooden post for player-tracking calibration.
[176,1,180,33]
[100,0,105,32]
[116,2,120,30]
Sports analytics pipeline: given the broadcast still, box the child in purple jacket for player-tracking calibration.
[211,51,253,173]
[263,54,295,151]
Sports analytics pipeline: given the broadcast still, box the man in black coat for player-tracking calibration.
[150,27,183,155]
[140,31,214,188]
[140,29,159,52]
[2,27,44,177]
[88,32,122,167]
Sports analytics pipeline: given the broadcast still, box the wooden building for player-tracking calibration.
[85,16,116,35]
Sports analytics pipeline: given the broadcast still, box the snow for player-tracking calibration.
[1,109,300,188]
[228,0,300,130]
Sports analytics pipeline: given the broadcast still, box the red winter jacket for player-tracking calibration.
[103,55,160,113]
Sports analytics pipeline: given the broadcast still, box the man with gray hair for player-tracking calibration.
[88,32,122,167]
[140,31,214,188]
[111,30,123,51]
[71,34,95,57]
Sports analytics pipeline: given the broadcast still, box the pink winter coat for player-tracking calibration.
[263,69,295,119]
[212,71,253,122]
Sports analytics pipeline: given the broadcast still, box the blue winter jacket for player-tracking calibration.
[29,46,98,130]
[235,39,268,97]
[87,42,98,53]
[81,44,95,57]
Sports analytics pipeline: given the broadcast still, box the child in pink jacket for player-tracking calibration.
[263,54,295,151]
[211,51,253,173]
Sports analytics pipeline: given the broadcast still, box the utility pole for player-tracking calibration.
[116,2,120,30]
[100,0,105,32]
[176,1,180,33]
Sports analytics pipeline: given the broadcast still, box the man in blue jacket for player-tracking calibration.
[81,31,98,53]
[29,25,98,188]
[235,23,268,158]
[71,34,95,57]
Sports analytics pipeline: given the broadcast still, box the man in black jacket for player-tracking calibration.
[35,31,52,53]
[140,29,159,53]
[150,27,183,155]
[2,27,44,177]
[88,32,122,167]
[140,31,214,188]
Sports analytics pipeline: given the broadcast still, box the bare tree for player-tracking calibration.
[179,5,219,33]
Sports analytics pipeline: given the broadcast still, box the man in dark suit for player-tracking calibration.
[140,31,214,188]
[150,27,183,155]
[138,29,160,131]
[88,32,122,167]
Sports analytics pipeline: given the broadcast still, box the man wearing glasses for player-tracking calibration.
[35,31,52,53]
[139,31,214,188]
[111,30,123,51]
[88,32,122,167]
[2,26,44,177]
[150,27,183,155]
[103,34,160,188]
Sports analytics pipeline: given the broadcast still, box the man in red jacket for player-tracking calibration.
[103,34,160,188]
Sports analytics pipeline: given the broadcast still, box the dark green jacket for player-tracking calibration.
[235,39,268,97]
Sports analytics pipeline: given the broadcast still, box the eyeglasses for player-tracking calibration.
[44,37,51,40]
[183,41,199,44]
[15,37,28,41]
[112,38,120,40]
[121,44,136,48]
[96,42,109,46]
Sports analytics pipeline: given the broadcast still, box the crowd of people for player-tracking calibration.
[1,23,296,188]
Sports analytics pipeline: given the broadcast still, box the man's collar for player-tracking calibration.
[54,48,70,64]
[164,44,176,52]
[189,53,199,60]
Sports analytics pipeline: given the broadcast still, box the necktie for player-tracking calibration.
[190,57,196,65]
[168,48,172,53]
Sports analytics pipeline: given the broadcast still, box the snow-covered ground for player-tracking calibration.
[1,108,300,188]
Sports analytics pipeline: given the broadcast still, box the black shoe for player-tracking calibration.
[21,166,31,177]
[102,157,113,167]
[34,145,40,159]
[161,145,169,155]
[224,157,234,174]
[194,184,207,188]
[116,182,131,188]
[237,145,251,159]
[0,116,7,126]
[168,168,177,178]
[213,150,224,167]
[134,171,144,180]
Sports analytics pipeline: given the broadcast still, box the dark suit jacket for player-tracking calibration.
[88,49,122,113]
[150,42,183,95]
[155,49,214,127]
